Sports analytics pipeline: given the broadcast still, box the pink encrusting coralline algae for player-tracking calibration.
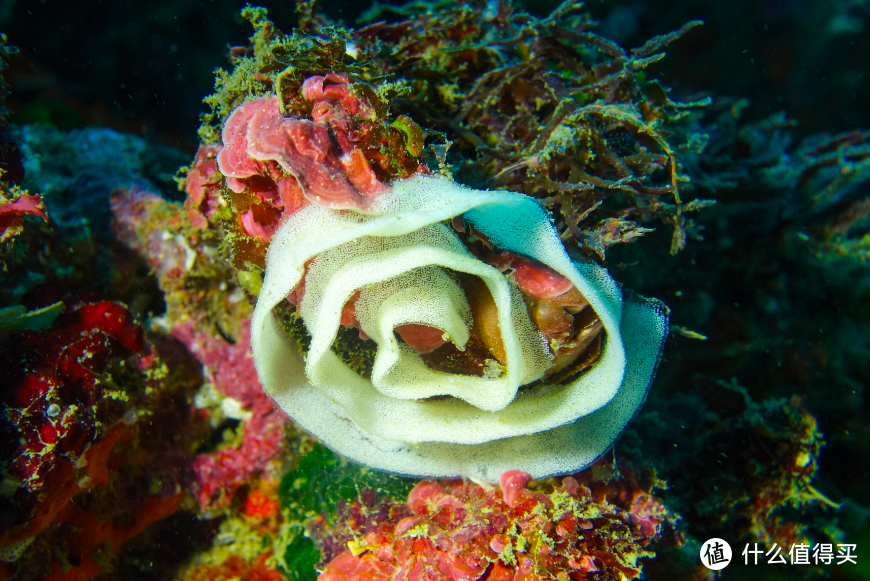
[111,187,190,280]
[186,70,428,271]
[184,144,224,231]
[111,186,289,513]
[317,469,674,581]
[215,73,389,243]
[172,320,289,512]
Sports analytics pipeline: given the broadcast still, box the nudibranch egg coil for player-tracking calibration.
[251,175,668,484]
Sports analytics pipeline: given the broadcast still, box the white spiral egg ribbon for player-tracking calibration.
[250,175,668,483]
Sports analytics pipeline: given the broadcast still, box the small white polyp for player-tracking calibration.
[251,175,668,483]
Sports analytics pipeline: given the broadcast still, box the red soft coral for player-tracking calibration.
[318,471,672,581]
[0,191,48,242]
[1,299,143,492]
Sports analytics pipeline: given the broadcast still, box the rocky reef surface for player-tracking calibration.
[0,2,868,581]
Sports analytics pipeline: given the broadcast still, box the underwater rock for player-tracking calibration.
[0,295,209,576]
[112,200,289,514]
[174,319,290,513]
[317,468,674,580]
[19,125,187,231]
[112,183,289,514]
[0,298,143,494]
[622,378,838,566]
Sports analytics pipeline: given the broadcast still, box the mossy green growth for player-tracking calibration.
[276,444,416,578]
[198,6,391,146]
[274,302,376,379]
[237,269,263,297]
[281,535,320,581]
[279,443,416,521]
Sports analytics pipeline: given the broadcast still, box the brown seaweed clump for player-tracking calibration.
[188,0,714,273]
